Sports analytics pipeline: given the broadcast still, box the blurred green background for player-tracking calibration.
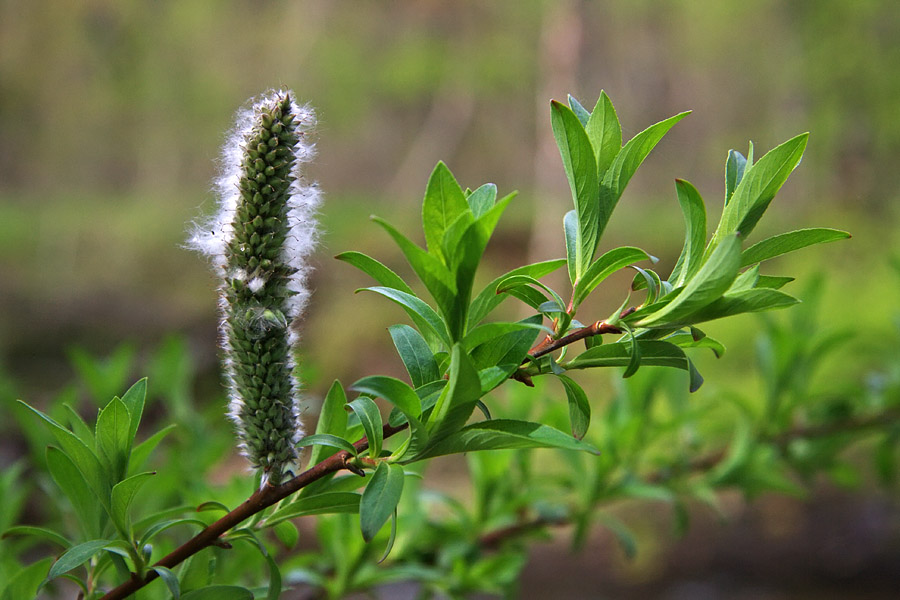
[2,0,899,597]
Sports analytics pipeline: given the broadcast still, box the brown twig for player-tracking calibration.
[100,423,408,600]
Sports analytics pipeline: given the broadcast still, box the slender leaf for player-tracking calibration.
[568,94,591,126]
[598,111,690,239]
[756,275,795,290]
[740,228,850,267]
[573,246,651,307]
[413,419,599,460]
[335,251,413,295]
[557,375,590,440]
[585,91,622,178]
[684,288,799,324]
[423,344,482,445]
[463,321,545,352]
[297,434,357,457]
[468,258,566,327]
[725,149,748,203]
[637,234,741,328]
[360,463,405,542]
[266,492,362,527]
[110,471,155,536]
[422,161,469,262]
[2,525,71,550]
[496,274,566,313]
[551,100,600,281]
[352,376,427,457]
[668,179,707,286]
[95,397,132,480]
[47,538,113,580]
[466,183,497,219]
[46,446,102,539]
[128,424,176,476]
[1,557,53,600]
[389,325,441,387]
[564,209,579,283]
[120,378,147,443]
[152,566,181,600]
[348,396,383,459]
[309,380,349,466]
[359,287,451,347]
[566,340,701,390]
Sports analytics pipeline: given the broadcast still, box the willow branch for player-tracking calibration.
[100,422,409,600]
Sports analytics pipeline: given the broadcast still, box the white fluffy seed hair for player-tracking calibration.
[188,89,321,321]
[187,90,321,485]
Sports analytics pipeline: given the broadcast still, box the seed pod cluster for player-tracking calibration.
[189,90,320,486]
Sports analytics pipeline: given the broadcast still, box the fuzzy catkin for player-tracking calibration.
[189,90,320,486]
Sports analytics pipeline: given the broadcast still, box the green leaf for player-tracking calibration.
[352,375,427,457]
[1,557,52,600]
[413,419,599,460]
[128,423,176,476]
[334,251,414,295]
[20,401,110,507]
[466,183,497,219]
[668,179,708,286]
[468,258,566,327]
[152,566,181,600]
[566,340,703,391]
[684,288,799,324]
[598,513,637,559]
[756,275,794,290]
[740,228,850,267]
[389,325,441,387]
[585,91,622,178]
[139,518,207,546]
[573,246,651,307]
[47,538,114,580]
[551,100,600,281]
[46,446,102,539]
[568,94,591,126]
[181,586,253,600]
[462,321,545,353]
[371,218,457,326]
[359,287,451,347]
[469,315,543,384]
[2,525,72,550]
[637,234,741,328]
[422,161,469,263]
[710,133,808,250]
[95,396,132,481]
[563,209,579,283]
[297,434,357,457]
[360,463,405,543]
[597,111,689,240]
[496,274,566,313]
[110,471,155,536]
[725,149,747,204]
[622,326,642,379]
[266,492,362,527]
[272,519,299,549]
[424,344,482,444]
[557,375,590,440]
[666,331,726,358]
[309,380,349,466]
[62,403,94,447]
[348,396,383,459]
[120,378,147,444]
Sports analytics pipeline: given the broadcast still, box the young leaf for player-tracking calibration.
[359,287,451,347]
[266,492,362,527]
[725,149,748,203]
[756,275,795,290]
[308,380,349,467]
[469,315,543,383]
[47,538,114,580]
[46,446,102,539]
[597,111,690,240]
[468,258,566,327]
[566,340,701,390]
[128,424,176,476]
[740,227,850,267]
[637,234,741,328]
[557,375,591,440]
[152,566,181,600]
[351,375,428,457]
[462,321,545,353]
[412,419,600,460]
[585,91,622,178]
[668,179,708,286]
[120,378,147,444]
[20,402,110,506]
[296,434,358,457]
[551,100,600,282]
[424,344,483,445]
[568,94,591,126]
[683,288,799,324]
[348,396,384,459]
[573,246,652,307]
[389,325,441,387]
[95,397,132,481]
[334,251,414,295]
[1,525,72,550]
[710,133,808,251]
[360,463,405,543]
[496,274,567,313]
[422,161,469,263]
[564,209,579,283]
[110,471,155,536]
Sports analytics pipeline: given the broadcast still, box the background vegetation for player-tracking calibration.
[2,1,898,598]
